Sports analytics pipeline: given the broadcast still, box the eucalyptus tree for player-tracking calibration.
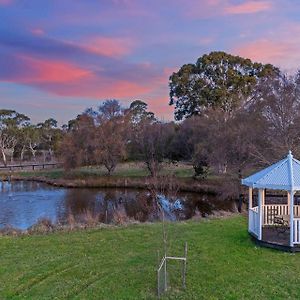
[169,51,279,120]
[22,125,41,161]
[0,109,30,165]
[37,118,62,162]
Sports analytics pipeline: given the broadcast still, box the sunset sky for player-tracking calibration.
[0,0,299,124]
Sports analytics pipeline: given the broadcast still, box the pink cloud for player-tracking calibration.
[224,1,272,15]
[199,37,215,45]
[183,0,272,18]
[232,24,300,72]
[31,28,45,36]
[84,37,134,58]
[234,39,289,63]
[0,55,155,99]
[148,96,174,120]
[21,56,91,84]
[41,74,152,99]
[183,0,221,18]
[0,0,12,5]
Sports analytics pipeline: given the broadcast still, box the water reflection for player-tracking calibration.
[0,181,235,230]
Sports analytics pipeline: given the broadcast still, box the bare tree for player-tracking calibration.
[94,117,127,175]
[135,121,171,177]
[249,73,300,161]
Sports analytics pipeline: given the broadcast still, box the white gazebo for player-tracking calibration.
[242,151,300,250]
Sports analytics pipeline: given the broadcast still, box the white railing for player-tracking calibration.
[293,219,300,244]
[262,204,300,225]
[250,205,300,242]
[294,205,300,217]
[249,207,259,237]
[263,205,288,225]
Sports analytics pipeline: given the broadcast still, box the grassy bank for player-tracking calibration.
[1,216,300,299]
[0,163,238,196]
[0,162,195,179]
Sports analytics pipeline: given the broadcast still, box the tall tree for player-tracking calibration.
[135,121,172,176]
[98,99,123,120]
[249,72,300,161]
[127,100,155,124]
[95,100,128,175]
[169,51,279,120]
[37,118,61,161]
[60,114,96,169]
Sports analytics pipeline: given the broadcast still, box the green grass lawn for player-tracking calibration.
[1,216,300,299]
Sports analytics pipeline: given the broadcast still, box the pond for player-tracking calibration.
[0,181,236,230]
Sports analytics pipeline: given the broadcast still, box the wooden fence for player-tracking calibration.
[0,162,62,171]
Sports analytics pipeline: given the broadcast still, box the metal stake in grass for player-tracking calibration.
[155,188,188,298]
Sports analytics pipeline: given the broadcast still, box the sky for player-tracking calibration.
[0,0,300,125]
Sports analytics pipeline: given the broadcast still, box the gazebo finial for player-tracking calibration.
[288,150,293,157]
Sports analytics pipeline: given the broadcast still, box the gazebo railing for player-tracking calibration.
[263,205,289,225]
[293,218,300,244]
[249,207,259,237]
[249,206,300,245]
[262,204,300,225]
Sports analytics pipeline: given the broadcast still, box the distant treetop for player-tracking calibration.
[169,51,280,120]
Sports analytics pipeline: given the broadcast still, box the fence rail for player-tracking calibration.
[0,162,62,171]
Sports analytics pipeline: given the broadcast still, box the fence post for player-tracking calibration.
[182,242,187,289]
[164,256,167,292]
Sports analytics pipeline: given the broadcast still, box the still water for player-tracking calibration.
[0,181,236,230]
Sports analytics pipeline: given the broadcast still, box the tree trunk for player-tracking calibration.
[20,145,26,162]
[1,148,7,167]
[29,142,37,162]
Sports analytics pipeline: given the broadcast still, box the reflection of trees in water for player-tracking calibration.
[0,181,237,228]
[183,193,235,219]
[58,188,158,224]
[34,181,238,226]
[123,191,155,222]
[58,188,235,224]
[58,189,99,223]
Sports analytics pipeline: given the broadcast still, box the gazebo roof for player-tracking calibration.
[242,151,300,191]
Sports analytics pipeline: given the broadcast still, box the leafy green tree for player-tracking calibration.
[169,51,279,120]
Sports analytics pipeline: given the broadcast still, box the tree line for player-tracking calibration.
[0,110,61,166]
[2,51,300,177]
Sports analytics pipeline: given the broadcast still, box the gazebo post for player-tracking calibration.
[248,187,253,209]
[288,151,294,248]
[248,187,253,232]
[290,191,294,247]
[258,188,264,240]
